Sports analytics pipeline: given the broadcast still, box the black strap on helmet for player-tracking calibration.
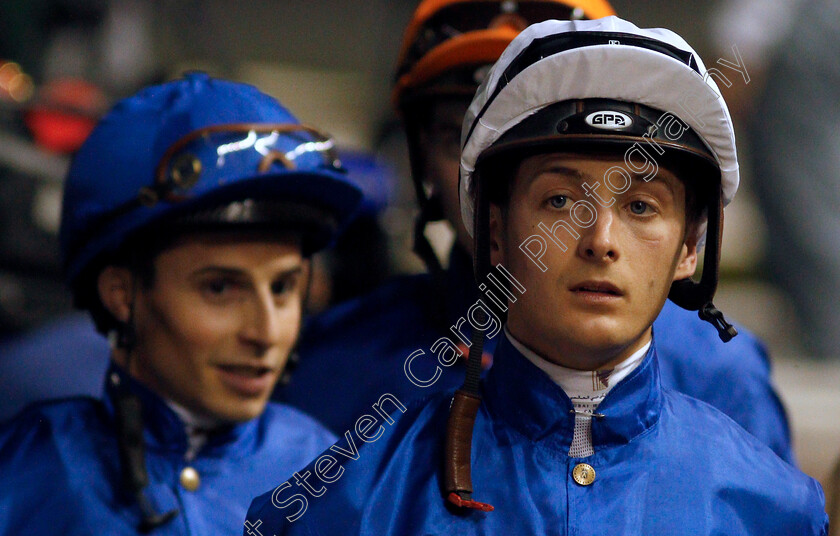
[110,373,179,532]
[109,267,178,532]
[444,165,494,513]
[668,180,737,342]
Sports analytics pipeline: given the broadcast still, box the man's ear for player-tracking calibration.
[489,204,505,267]
[97,266,135,323]
[673,232,699,281]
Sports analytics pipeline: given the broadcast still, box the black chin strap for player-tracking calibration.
[111,371,179,532]
[668,183,737,342]
[403,105,447,276]
[111,281,179,532]
[698,303,737,342]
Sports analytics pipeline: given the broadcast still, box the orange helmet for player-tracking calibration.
[393,0,615,108]
[395,0,616,278]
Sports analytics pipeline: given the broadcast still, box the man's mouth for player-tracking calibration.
[217,364,274,378]
[216,363,278,397]
[570,281,623,296]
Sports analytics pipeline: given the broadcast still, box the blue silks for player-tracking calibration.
[0,364,335,535]
[248,335,827,535]
[0,313,109,422]
[280,246,794,463]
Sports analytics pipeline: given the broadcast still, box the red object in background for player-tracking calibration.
[24,78,107,154]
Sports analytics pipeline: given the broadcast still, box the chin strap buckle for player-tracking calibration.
[698,302,738,343]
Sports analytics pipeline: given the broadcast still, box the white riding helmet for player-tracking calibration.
[457,15,740,340]
[459,15,739,236]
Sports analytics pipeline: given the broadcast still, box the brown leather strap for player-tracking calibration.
[444,389,493,511]
[445,389,481,495]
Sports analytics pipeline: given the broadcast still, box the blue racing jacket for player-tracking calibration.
[281,247,793,463]
[248,335,827,535]
[0,364,335,535]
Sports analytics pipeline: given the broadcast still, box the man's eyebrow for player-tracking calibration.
[533,165,594,183]
[531,164,679,196]
[192,267,244,277]
[631,172,677,196]
[272,266,304,279]
[191,265,303,278]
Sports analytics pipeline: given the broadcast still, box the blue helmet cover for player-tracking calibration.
[60,72,362,284]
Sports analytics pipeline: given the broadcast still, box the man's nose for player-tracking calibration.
[576,207,619,263]
[239,293,284,352]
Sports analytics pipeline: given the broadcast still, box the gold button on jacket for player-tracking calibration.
[180,467,200,491]
[572,463,596,486]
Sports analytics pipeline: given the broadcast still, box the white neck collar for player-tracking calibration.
[504,326,650,396]
[166,399,224,461]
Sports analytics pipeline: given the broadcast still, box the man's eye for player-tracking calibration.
[204,279,234,295]
[549,195,568,209]
[207,280,227,294]
[271,276,297,296]
[630,201,649,215]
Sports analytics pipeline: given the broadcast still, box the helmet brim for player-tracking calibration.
[64,169,361,284]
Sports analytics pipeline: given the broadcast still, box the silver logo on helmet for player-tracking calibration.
[585,111,633,131]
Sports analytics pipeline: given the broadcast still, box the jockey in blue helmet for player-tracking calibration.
[0,72,361,534]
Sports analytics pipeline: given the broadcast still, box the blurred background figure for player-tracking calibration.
[0,0,837,522]
[711,0,840,361]
[710,0,840,525]
[746,0,840,360]
[707,0,800,119]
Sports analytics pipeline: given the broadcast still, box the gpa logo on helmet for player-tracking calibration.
[585,111,633,131]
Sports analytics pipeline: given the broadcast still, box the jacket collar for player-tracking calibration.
[102,362,259,459]
[483,331,662,452]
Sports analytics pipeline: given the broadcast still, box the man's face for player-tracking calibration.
[127,233,305,422]
[417,97,473,252]
[490,153,698,370]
